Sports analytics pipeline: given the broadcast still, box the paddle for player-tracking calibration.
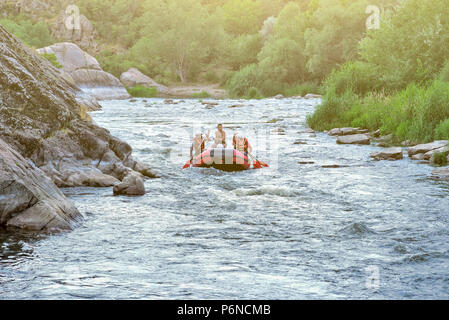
[182,160,192,169]
[248,152,269,168]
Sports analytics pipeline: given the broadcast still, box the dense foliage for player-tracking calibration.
[1,0,449,142]
[308,0,449,143]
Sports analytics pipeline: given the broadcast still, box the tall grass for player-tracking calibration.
[307,80,449,144]
[126,85,158,98]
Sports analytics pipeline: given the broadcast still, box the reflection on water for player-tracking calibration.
[1,98,449,299]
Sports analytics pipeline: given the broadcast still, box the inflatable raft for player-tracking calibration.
[191,148,254,171]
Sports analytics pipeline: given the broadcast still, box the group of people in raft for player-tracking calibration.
[190,124,253,161]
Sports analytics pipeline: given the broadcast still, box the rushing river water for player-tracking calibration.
[1,98,449,299]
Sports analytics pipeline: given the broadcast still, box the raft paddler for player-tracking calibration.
[212,124,227,148]
[190,131,211,160]
[232,133,252,155]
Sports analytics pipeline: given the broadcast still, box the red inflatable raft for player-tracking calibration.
[191,148,254,171]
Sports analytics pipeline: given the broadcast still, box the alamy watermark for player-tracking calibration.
[366,5,381,30]
[64,5,81,31]
[365,265,380,290]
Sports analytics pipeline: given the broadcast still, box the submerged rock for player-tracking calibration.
[431,168,449,181]
[370,147,403,161]
[336,134,370,145]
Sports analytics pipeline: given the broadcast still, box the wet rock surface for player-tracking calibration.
[370,147,404,161]
[0,27,157,231]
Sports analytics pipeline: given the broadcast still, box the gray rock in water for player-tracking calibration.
[337,134,370,145]
[411,153,426,161]
[407,140,449,157]
[370,147,403,161]
[37,42,130,100]
[113,172,146,196]
[0,26,158,230]
[304,94,322,99]
[423,146,449,160]
[328,127,358,136]
[120,68,169,94]
[0,138,82,231]
[431,168,449,181]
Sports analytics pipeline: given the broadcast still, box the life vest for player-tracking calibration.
[234,137,249,154]
[192,136,205,156]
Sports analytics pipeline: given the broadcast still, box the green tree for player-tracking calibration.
[222,0,264,35]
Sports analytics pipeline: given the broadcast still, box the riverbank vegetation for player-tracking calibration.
[307,0,449,144]
[1,0,448,143]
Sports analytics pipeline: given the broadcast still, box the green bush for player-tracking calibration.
[307,87,359,131]
[434,119,449,140]
[126,85,158,98]
[284,81,322,97]
[439,61,449,82]
[0,18,53,48]
[432,152,448,166]
[246,87,264,99]
[204,70,220,83]
[226,64,260,97]
[325,61,382,96]
[40,53,62,69]
[192,91,211,99]
[308,80,449,143]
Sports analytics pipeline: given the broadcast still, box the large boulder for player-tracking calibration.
[337,134,371,145]
[113,172,146,196]
[120,68,169,94]
[52,12,97,51]
[370,147,403,161]
[0,26,158,230]
[37,42,130,100]
[0,137,82,231]
[407,140,449,157]
[423,146,449,160]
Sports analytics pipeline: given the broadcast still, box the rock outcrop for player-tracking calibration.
[37,42,130,100]
[120,68,169,94]
[0,26,157,230]
[407,140,448,157]
[0,138,82,231]
[52,11,98,52]
[113,172,146,196]
[370,147,403,161]
[336,134,371,145]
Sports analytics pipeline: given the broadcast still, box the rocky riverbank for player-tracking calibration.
[0,26,158,232]
[322,126,449,180]
[37,42,131,101]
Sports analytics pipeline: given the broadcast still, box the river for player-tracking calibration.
[1,98,448,299]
